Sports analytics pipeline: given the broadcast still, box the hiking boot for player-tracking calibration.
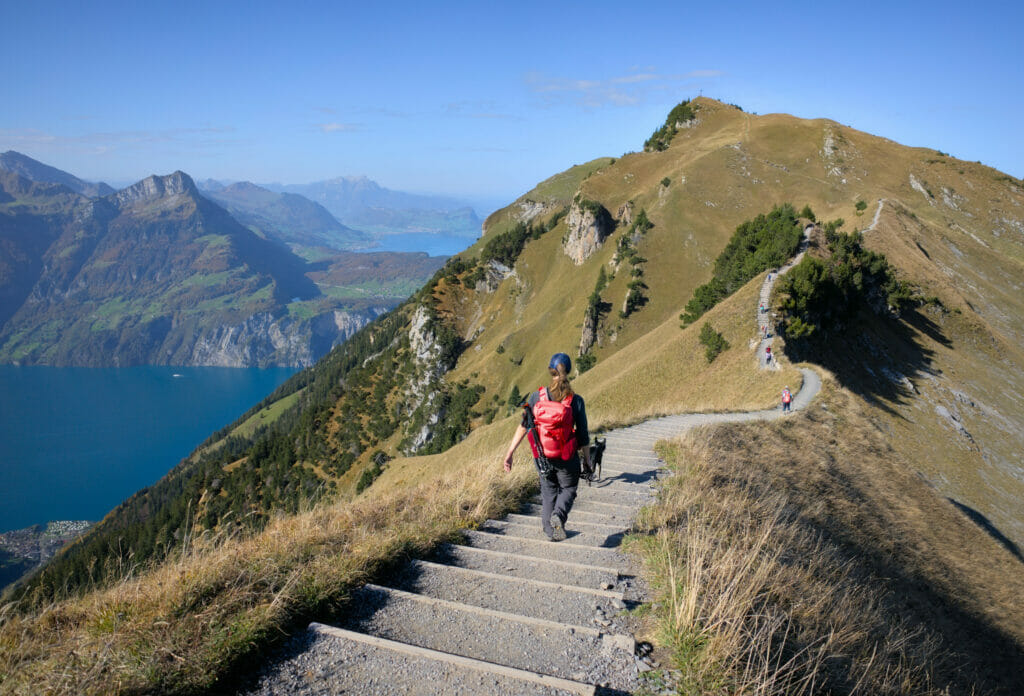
[551,518,567,542]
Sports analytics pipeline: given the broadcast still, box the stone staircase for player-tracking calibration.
[245,379,821,695]
[247,431,670,695]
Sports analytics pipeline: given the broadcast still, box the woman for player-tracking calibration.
[503,353,591,541]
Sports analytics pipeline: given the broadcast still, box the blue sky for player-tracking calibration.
[3,0,1021,214]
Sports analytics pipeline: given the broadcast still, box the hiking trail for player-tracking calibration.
[244,251,823,695]
[757,224,812,369]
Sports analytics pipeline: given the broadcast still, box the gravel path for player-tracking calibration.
[243,240,824,694]
[758,224,813,369]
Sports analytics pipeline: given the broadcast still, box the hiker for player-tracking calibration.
[765,345,772,364]
[781,386,792,413]
[502,353,591,542]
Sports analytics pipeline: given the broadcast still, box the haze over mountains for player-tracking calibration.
[0,150,115,198]
[264,176,483,239]
[198,180,374,253]
[0,152,449,367]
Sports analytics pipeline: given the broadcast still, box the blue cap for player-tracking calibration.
[549,352,572,373]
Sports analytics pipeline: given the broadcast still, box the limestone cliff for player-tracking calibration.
[562,197,614,265]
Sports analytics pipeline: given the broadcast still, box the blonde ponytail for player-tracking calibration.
[548,364,573,401]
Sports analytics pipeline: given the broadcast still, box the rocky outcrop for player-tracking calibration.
[909,174,935,206]
[113,171,198,210]
[579,308,597,356]
[474,260,514,293]
[515,199,556,224]
[189,307,388,368]
[563,198,614,265]
[616,201,634,228]
[403,305,455,452]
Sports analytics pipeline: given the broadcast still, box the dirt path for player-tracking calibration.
[757,224,812,368]
[866,198,884,232]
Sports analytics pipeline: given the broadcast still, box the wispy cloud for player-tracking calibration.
[525,68,724,108]
[684,69,725,78]
[0,126,238,155]
[443,101,521,121]
[316,122,361,133]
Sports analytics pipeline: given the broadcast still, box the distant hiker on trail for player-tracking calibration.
[765,345,772,364]
[782,386,792,413]
[503,353,591,542]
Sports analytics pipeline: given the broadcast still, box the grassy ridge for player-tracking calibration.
[630,378,1024,695]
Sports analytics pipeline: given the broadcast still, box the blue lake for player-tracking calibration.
[358,233,478,257]
[0,365,298,533]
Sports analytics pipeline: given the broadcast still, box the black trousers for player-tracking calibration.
[539,456,580,535]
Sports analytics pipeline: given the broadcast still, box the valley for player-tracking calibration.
[0,155,452,368]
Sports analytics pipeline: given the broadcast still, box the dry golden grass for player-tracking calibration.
[629,376,1024,695]
[0,447,539,695]
[578,274,800,428]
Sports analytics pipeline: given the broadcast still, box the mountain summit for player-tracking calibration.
[0,150,114,198]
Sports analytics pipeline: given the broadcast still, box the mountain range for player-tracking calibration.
[0,154,446,367]
[198,179,374,252]
[265,176,483,238]
[4,99,1024,694]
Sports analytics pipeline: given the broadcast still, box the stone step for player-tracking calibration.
[603,436,657,447]
[602,444,657,454]
[340,585,636,689]
[596,471,663,486]
[596,470,661,486]
[461,530,626,568]
[570,486,653,507]
[599,454,661,465]
[389,560,625,628]
[504,512,626,532]
[518,503,632,527]
[480,519,626,549]
[580,481,657,498]
[532,491,643,513]
[431,542,620,589]
[308,623,596,696]
[598,462,659,479]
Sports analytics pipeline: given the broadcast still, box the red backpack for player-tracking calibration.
[531,388,576,460]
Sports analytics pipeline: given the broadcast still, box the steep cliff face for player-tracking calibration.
[403,305,453,451]
[188,307,388,367]
[562,197,614,264]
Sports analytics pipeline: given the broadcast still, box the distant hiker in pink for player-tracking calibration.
[782,386,792,413]
[503,353,591,542]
